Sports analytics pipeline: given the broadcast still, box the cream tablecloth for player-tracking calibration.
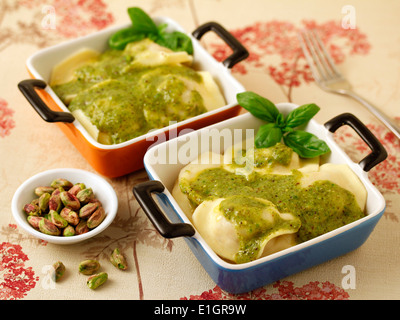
[1,0,400,300]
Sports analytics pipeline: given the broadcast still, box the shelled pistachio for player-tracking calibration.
[87,272,108,290]
[110,248,128,270]
[39,218,61,236]
[22,178,107,237]
[79,259,100,275]
[53,261,66,282]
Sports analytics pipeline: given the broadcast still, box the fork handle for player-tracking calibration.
[346,91,400,140]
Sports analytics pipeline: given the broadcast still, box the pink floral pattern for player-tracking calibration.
[334,122,400,222]
[0,0,396,299]
[0,98,15,138]
[49,0,114,38]
[335,124,400,195]
[0,0,114,52]
[210,19,370,101]
[0,242,39,300]
[182,281,349,300]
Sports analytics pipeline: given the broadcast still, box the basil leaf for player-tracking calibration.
[156,31,193,54]
[127,7,159,35]
[237,91,280,123]
[283,130,330,158]
[255,123,283,148]
[285,103,320,128]
[108,27,146,50]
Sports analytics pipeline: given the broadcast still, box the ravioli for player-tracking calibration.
[192,196,301,263]
[172,142,367,263]
[51,39,226,144]
[300,163,367,211]
[223,142,319,178]
[172,151,224,219]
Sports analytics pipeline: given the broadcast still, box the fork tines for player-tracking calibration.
[298,29,343,83]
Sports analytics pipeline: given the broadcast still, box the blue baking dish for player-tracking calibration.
[133,103,387,293]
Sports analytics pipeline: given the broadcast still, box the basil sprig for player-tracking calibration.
[237,91,330,158]
[109,7,193,54]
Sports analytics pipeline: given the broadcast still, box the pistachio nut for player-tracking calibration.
[23,203,40,216]
[76,188,94,204]
[75,220,89,235]
[87,207,105,229]
[110,248,128,270]
[89,198,103,207]
[79,202,99,219]
[49,210,68,229]
[87,272,108,290]
[53,261,66,282]
[60,207,80,226]
[27,216,44,229]
[39,218,61,236]
[63,225,75,237]
[50,178,73,190]
[79,259,100,275]
[69,183,86,196]
[60,191,80,211]
[49,189,62,212]
[38,192,51,212]
[34,186,55,197]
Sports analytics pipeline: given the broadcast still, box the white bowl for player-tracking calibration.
[11,168,118,244]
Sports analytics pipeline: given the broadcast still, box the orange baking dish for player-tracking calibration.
[18,18,248,178]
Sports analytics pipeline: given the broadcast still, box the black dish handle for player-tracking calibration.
[192,22,249,69]
[324,113,387,172]
[133,180,196,238]
[18,79,75,123]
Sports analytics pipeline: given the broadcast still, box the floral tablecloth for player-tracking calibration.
[1,0,400,300]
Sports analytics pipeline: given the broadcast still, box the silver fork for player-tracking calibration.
[298,29,400,140]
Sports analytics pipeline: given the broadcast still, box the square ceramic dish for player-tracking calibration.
[18,18,248,178]
[134,103,387,294]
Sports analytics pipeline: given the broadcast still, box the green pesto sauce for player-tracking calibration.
[219,195,301,263]
[52,48,206,144]
[229,143,293,172]
[180,167,365,246]
[254,142,293,168]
